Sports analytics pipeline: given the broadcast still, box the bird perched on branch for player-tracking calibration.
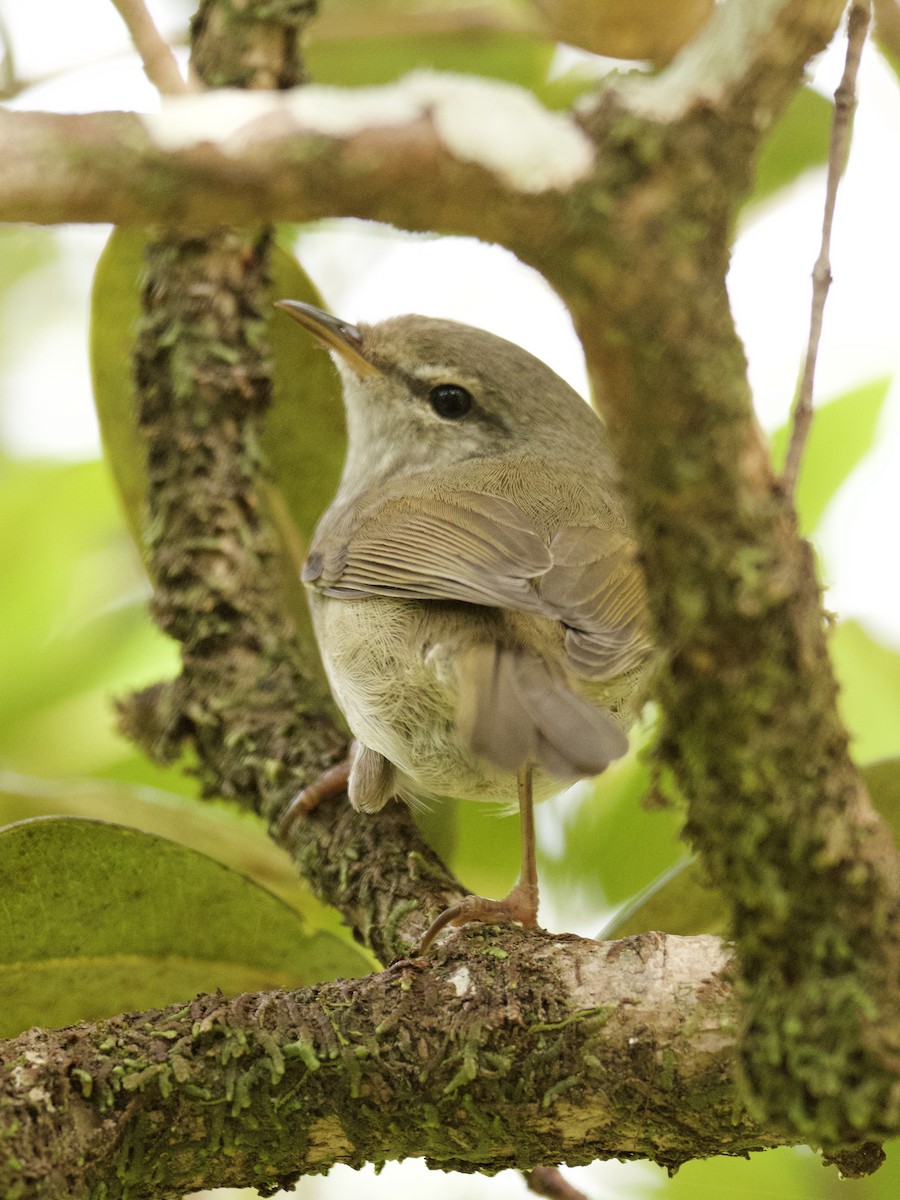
[276,300,653,951]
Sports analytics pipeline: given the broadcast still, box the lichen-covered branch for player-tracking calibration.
[1,930,785,1199]
[531,0,900,1151]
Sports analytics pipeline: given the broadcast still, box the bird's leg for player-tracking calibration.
[418,763,541,953]
[274,753,352,843]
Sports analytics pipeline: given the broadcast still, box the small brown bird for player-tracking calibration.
[276,300,653,950]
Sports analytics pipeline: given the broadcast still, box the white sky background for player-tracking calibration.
[0,6,897,1198]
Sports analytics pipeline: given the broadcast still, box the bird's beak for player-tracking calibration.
[275,300,380,377]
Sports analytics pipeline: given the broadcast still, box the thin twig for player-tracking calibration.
[524,1167,591,1200]
[782,1,871,494]
[109,0,192,95]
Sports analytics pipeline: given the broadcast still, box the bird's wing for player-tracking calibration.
[538,525,652,679]
[304,490,650,680]
[304,491,551,613]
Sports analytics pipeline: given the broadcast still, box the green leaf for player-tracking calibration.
[832,621,900,763]
[749,87,833,208]
[88,229,149,555]
[769,378,890,534]
[600,859,734,940]
[264,240,347,550]
[0,457,179,775]
[602,755,900,942]
[0,770,304,916]
[0,816,371,1037]
[660,1145,835,1200]
[862,758,900,839]
[601,854,727,939]
[306,30,554,97]
[89,228,345,661]
[659,1135,900,1200]
[538,752,686,922]
[413,795,521,904]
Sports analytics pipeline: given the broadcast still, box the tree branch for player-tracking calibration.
[2,930,784,1198]
[0,78,578,235]
[547,0,900,1151]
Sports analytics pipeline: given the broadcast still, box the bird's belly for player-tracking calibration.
[310,593,545,805]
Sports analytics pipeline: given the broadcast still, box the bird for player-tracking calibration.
[275,299,653,951]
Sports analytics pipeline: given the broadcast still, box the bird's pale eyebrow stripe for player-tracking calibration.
[372,360,509,433]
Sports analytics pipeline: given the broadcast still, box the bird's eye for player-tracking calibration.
[428,383,474,420]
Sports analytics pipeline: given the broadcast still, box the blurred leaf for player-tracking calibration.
[530,0,713,64]
[0,457,178,775]
[0,816,371,1037]
[599,854,728,939]
[599,836,725,940]
[874,13,900,86]
[660,1146,836,1200]
[832,621,900,763]
[770,378,889,535]
[0,227,58,314]
[88,228,149,554]
[412,793,521,903]
[307,29,554,97]
[657,1137,900,1200]
[862,757,900,836]
[539,750,686,919]
[603,756,900,940]
[89,227,344,665]
[265,243,346,551]
[749,87,834,208]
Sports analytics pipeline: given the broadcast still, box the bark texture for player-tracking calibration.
[1,930,771,1199]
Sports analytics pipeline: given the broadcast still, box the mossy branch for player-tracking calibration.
[542,0,900,1149]
[0,930,785,1198]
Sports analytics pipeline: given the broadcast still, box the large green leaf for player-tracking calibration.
[264,237,347,550]
[0,816,372,1037]
[88,229,149,554]
[769,378,889,535]
[658,1139,900,1200]
[0,770,307,918]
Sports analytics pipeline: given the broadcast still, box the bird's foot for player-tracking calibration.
[418,879,540,954]
[275,757,351,842]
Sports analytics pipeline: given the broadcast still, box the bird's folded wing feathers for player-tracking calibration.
[305,491,551,612]
[303,490,650,681]
[538,525,652,679]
